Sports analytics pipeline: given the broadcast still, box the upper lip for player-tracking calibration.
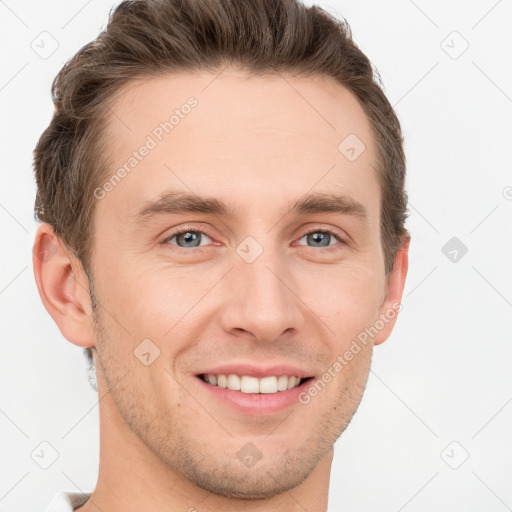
[195,363,314,379]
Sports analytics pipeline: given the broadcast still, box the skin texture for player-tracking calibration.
[33,70,409,512]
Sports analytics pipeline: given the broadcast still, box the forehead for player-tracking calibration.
[98,70,380,224]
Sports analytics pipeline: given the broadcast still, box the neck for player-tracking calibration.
[77,389,334,512]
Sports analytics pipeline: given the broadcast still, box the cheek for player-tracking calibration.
[95,255,189,331]
[306,264,384,339]
[97,259,227,371]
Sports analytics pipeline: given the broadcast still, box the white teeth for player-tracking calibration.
[241,376,260,393]
[259,376,278,393]
[277,375,289,391]
[202,373,305,393]
[227,374,241,391]
[217,374,227,388]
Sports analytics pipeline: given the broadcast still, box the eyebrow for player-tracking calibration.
[132,188,368,224]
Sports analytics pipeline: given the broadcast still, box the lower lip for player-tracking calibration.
[195,376,314,416]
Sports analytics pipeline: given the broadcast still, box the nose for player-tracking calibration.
[218,245,305,343]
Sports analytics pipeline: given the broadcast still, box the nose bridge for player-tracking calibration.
[224,235,303,341]
[242,251,287,306]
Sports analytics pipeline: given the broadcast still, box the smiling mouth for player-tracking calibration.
[197,373,314,394]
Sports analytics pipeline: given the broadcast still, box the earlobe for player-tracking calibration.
[32,223,95,349]
[373,235,410,346]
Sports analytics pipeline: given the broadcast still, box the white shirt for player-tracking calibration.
[44,491,91,511]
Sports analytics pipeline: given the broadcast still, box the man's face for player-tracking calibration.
[88,70,400,498]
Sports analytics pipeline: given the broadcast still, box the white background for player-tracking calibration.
[1,0,511,510]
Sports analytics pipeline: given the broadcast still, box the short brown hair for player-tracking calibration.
[33,0,409,364]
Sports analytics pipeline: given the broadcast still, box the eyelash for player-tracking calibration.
[160,225,347,252]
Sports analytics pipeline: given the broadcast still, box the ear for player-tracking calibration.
[32,223,95,349]
[373,234,410,346]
